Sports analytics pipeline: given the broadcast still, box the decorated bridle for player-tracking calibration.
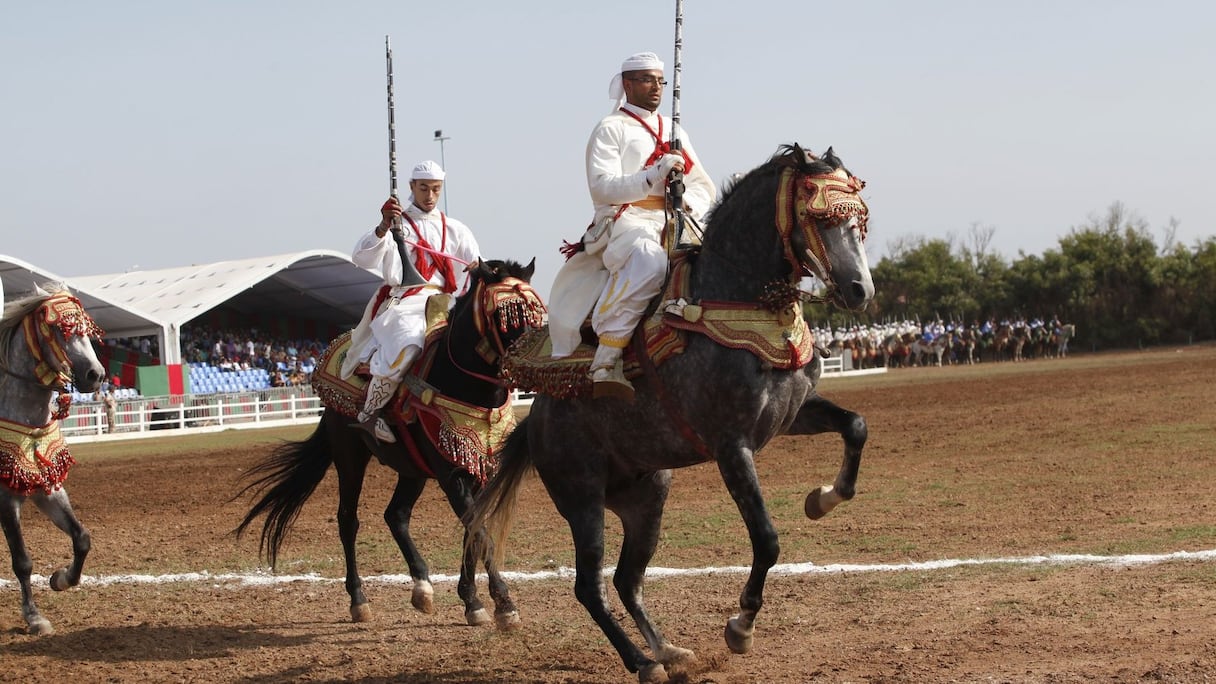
[769,148,869,307]
[450,276,547,385]
[1,293,104,419]
[15,294,103,388]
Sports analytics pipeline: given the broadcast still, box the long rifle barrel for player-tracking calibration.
[384,35,426,287]
[667,0,687,249]
[386,36,398,198]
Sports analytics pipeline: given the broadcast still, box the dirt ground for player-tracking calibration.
[2,345,1215,683]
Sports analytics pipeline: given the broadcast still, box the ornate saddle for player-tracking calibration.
[502,251,817,399]
[312,294,514,484]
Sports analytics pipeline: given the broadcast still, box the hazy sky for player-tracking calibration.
[4,1,1212,300]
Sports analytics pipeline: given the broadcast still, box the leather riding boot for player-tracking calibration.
[589,344,634,402]
[352,375,399,443]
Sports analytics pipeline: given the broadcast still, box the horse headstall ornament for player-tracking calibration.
[21,293,104,391]
[471,277,548,363]
[775,162,869,288]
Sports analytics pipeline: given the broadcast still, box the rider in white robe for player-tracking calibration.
[548,51,716,400]
[345,160,481,443]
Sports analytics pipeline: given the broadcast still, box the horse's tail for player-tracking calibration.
[464,417,534,568]
[233,416,334,568]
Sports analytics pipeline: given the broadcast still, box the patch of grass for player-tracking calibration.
[1168,525,1216,543]
[72,425,315,462]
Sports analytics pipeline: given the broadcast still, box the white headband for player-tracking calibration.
[410,160,445,181]
[608,51,664,111]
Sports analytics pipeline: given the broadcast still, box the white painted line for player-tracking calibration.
[4,549,1214,589]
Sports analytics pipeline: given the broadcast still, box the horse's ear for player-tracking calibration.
[521,257,536,282]
[791,142,810,167]
[474,259,495,281]
[822,146,841,168]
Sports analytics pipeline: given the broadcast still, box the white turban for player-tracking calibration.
[608,51,664,110]
[410,160,446,181]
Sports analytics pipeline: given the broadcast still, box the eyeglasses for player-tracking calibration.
[625,76,668,87]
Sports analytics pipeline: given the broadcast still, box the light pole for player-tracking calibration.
[433,129,450,214]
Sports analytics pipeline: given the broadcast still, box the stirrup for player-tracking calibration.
[350,414,398,443]
[591,365,635,402]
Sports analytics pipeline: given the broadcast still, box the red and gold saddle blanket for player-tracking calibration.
[0,418,74,496]
[311,305,513,484]
[501,256,816,399]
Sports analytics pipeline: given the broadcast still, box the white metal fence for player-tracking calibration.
[62,387,324,440]
[61,365,873,443]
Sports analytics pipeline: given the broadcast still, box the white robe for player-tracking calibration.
[549,103,716,357]
[341,203,481,380]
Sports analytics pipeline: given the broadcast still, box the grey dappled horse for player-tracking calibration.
[467,146,875,682]
[0,285,105,634]
[236,259,543,628]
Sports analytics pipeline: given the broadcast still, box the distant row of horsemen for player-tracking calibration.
[816,318,1078,369]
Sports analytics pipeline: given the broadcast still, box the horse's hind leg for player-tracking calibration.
[32,488,91,591]
[383,475,438,617]
[609,470,695,673]
[0,492,53,634]
[332,446,373,622]
[560,493,665,681]
[787,395,867,520]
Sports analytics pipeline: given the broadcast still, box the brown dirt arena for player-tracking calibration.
[3,345,1215,683]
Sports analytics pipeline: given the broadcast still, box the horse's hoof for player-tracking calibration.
[465,607,492,626]
[804,485,842,520]
[494,609,521,630]
[638,662,668,684]
[725,615,754,654]
[27,617,54,635]
[411,581,434,614]
[654,642,696,671]
[350,603,372,623]
[49,569,72,591]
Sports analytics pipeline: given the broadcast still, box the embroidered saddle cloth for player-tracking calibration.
[312,295,514,483]
[501,253,816,399]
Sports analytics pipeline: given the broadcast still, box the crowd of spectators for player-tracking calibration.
[179,325,326,388]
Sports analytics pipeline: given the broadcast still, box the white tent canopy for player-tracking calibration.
[1,251,382,365]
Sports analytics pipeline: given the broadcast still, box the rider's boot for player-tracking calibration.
[590,343,634,402]
[351,374,399,443]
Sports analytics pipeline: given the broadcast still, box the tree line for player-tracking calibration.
[816,203,1216,352]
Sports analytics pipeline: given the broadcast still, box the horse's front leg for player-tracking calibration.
[32,488,91,591]
[1,493,53,635]
[786,394,867,520]
[715,441,779,655]
[437,472,507,628]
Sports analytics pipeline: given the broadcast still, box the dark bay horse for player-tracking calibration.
[468,146,875,682]
[0,285,106,634]
[236,259,545,628]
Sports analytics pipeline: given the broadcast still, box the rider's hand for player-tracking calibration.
[379,197,403,233]
[648,154,685,185]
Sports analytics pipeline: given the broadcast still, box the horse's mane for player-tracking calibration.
[708,143,849,225]
[450,259,529,306]
[0,282,70,335]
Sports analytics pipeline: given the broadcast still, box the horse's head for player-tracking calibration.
[459,258,547,364]
[776,145,874,312]
[1,287,106,394]
[701,144,874,313]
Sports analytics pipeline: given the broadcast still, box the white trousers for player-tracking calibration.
[366,293,426,380]
[590,208,668,349]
